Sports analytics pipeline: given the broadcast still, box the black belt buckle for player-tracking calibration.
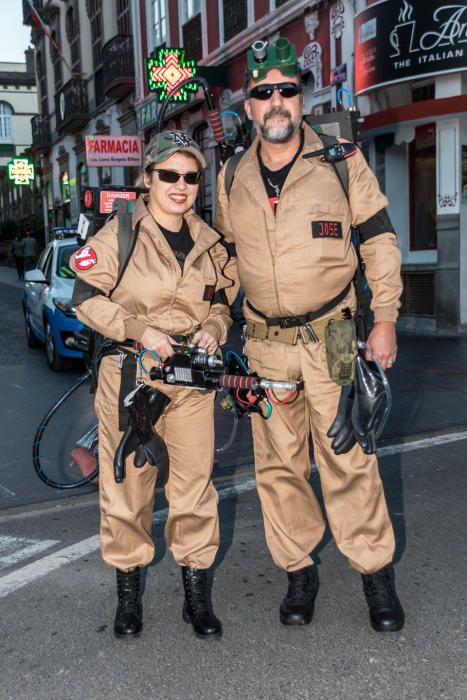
[279,316,302,329]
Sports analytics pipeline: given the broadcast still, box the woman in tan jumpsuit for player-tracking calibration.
[70,131,235,641]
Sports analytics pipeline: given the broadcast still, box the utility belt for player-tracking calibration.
[245,284,357,385]
[245,283,351,345]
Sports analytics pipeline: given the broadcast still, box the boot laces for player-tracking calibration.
[185,570,212,614]
[117,570,140,612]
[363,570,395,608]
[287,568,315,602]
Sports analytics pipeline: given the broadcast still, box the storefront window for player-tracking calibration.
[410,124,436,250]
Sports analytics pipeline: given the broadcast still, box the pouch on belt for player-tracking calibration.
[325,319,357,386]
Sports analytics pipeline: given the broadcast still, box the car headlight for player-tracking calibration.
[53,298,77,317]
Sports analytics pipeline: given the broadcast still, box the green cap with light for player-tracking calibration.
[246,37,299,83]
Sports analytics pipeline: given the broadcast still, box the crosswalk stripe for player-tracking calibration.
[0,535,59,570]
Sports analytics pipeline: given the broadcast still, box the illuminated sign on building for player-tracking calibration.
[355,1,467,95]
[146,48,197,101]
[85,135,143,167]
[7,158,35,186]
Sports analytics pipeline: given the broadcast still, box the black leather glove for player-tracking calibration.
[114,386,170,483]
[351,354,387,455]
[327,383,357,455]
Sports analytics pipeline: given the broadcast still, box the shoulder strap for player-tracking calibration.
[109,198,140,298]
[225,150,246,200]
[317,133,350,202]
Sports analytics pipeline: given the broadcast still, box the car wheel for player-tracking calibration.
[45,321,67,371]
[24,306,42,348]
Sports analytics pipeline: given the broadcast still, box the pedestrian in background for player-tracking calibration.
[22,231,38,271]
[10,235,24,279]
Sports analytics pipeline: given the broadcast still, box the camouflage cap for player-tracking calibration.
[144,130,206,170]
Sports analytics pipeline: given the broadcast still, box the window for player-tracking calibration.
[49,26,63,91]
[183,13,202,61]
[77,162,88,204]
[410,124,437,250]
[153,0,167,48]
[222,0,248,43]
[0,102,13,142]
[117,0,132,35]
[36,48,48,114]
[183,0,202,19]
[56,245,80,278]
[86,0,103,69]
[61,172,71,203]
[66,6,81,75]
[274,0,289,6]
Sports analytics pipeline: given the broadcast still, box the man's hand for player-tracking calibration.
[365,321,397,370]
[192,325,220,355]
[141,328,176,361]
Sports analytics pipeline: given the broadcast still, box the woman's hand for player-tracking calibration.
[192,325,220,355]
[141,327,176,361]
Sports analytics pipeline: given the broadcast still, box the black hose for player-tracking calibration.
[32,369,99,489]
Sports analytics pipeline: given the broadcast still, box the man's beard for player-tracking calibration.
[259,108,301,144]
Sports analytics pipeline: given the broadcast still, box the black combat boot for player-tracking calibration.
[114,568,143,639]
[362,566,404,632]
[181,567,222,639]
[280,564,319,625]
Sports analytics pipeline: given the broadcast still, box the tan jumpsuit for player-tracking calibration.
[215,123,403,575]
[71,195,236,572]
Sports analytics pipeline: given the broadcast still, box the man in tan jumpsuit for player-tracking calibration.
[71,132,237,639]
[215,38,405,632]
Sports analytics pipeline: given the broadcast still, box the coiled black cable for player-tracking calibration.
[32,369,99,489]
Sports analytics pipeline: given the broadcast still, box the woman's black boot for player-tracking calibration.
[114,568,143,639]
[181,567,223,639]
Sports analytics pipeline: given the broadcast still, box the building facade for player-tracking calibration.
[25,0,467,333]
[0,50,40,231]
[354,0,467,334]
[24,0,137,238]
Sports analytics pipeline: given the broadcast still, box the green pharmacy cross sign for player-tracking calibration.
[146,48,197,102]
[7,157,35,186]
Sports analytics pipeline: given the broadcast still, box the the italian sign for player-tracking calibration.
[355,1,467,94]
[85,135,142,167]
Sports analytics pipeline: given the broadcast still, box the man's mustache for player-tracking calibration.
[263,108,291,123]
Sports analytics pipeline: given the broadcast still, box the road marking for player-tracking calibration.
[377,430,467,457]
[1,431,466,599]
[0,535,59,570]
[0,484,16,496]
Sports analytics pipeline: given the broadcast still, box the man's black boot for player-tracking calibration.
[181,567,222,639]
[362,566,404,632]
[280,564,319,625]
[114,568,143,639]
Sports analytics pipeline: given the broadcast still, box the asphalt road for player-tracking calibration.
[0,436,465,699]
[1,266,466,698]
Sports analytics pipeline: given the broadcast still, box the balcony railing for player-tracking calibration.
[31,114,51,152]
[102,35,135,99]
[55,78,88,134]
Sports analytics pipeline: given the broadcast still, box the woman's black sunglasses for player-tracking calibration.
[151,168,201,185]
[248,82,302,101]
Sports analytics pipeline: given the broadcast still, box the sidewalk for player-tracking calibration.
[0,264,24,290]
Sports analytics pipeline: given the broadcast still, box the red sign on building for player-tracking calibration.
[86,135,143,167]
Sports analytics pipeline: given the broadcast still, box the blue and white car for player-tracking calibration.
[23,230,83,370]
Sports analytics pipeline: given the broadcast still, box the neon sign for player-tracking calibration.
[7,158,35,186]
[146,48,197,102]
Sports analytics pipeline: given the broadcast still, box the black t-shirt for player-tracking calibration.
[157,218,194,270]
[258,130,304,213]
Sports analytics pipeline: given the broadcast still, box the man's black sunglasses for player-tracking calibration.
[151,168,201,185]
[248,82,302,101]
